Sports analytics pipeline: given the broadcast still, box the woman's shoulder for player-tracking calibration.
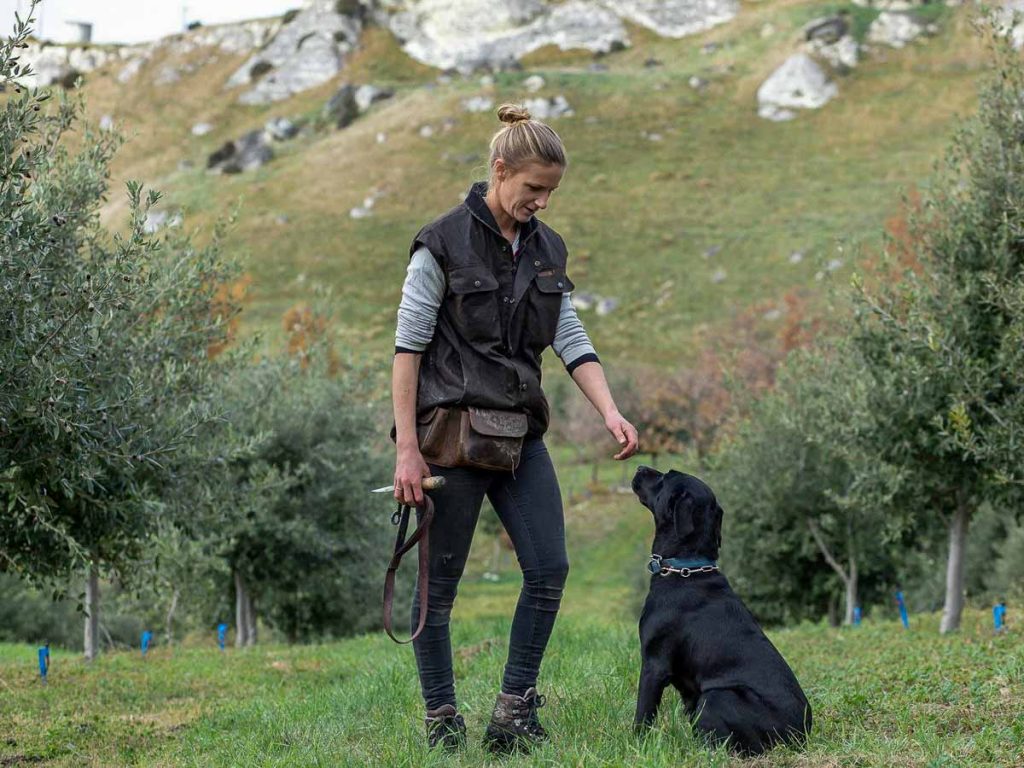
[532,218,568,255]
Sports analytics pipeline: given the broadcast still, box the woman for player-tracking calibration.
[392,103,639,753]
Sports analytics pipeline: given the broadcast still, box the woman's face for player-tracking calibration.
[493,160,564,225]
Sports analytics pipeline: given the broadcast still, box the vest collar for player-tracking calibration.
[465,181,539,245]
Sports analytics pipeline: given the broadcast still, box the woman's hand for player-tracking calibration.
[394,445,432,506]
[605,410,639,460]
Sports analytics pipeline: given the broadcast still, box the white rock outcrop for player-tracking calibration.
[852,0,926,9]
[523,95,573,119]
[13,43,116,87]
[757,53,837,122]
[354,84,394,111]
[523,74,546,93]
[383,0,625,73]
[379,0,739,72]
[806,35,859,69]
[996,1,1024,50]
[226,1,362,104]
[15,17,281,89]
[117,54,149,83]
[867,11,925,48]
[175,19,279,55]
[607,0,738,38]
[462,96,495,113]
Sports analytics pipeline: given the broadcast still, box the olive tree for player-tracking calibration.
[848,18,1024,633]
[711,344,907,626]
[0,4,240,657]
[188,342,391,645]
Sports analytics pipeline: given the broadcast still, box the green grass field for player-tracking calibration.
[2,451,1022,767]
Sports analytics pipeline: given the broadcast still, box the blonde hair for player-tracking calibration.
[488,103,567,184]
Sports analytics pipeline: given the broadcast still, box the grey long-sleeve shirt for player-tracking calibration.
[395,245,599,374]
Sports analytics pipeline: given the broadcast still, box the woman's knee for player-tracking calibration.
[524,556,569,590]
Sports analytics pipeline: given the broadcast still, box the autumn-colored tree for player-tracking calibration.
[633,291,820,469]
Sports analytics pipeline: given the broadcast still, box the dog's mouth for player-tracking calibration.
[632,465,662,505]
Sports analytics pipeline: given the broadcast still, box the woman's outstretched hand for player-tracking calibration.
[605,410,639,460]
[394,446,431,506]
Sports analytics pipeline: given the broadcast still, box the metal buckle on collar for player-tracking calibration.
[648,554,719,579]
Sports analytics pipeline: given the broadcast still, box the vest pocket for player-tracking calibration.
[448,267,499,294]
[534,269,574,294]
[446,266,500,343]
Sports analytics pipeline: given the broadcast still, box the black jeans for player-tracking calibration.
[411,437,568,711]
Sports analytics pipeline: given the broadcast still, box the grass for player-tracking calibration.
[0,388,1018,766]
[2,449,1022,767]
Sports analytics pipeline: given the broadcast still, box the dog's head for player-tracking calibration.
[632,466,723,559]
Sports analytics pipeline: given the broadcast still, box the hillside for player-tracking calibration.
[26,0,992,368]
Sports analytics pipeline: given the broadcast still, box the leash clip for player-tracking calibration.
[391,503,404,526]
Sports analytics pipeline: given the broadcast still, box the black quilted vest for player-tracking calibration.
[411,181,574,437]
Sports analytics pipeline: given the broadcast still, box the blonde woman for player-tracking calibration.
[391,104,639,752]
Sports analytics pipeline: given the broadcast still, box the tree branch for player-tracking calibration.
[807,517,850,585]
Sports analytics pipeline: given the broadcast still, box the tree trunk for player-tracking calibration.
[844,555,858,627]
[234,570,249,648]
[165,587,180,647]
[234,570,257,647]
[246,592,257,647]
[84,564,100,662]
[940,496,971,634]
[807,518,857,626]
[490,537,501,573]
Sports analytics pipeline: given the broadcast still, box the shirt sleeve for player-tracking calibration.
[552,293,600,374]
[395,246,445,353]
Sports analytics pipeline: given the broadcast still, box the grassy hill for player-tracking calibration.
[68,0,990,367]
[1,453,1022,767]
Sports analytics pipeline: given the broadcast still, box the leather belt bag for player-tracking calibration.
[417,406,527,471]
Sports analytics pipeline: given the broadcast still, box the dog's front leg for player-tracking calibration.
[633,661,670,733]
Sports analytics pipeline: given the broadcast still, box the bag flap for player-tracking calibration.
[417,406,440,424]
[467,407,528,438]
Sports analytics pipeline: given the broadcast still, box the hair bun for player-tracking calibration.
[497,103,531,125]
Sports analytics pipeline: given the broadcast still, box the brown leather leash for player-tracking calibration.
[383,496,435,644]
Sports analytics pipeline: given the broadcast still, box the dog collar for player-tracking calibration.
[648,554,719,578]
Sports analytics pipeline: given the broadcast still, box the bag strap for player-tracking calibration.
[383,496,434,644]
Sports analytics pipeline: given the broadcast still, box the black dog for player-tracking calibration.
[631,466,812,755]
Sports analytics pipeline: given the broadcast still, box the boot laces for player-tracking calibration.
[510,691,547,734]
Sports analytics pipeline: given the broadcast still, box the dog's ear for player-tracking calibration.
[711,503,724,552]
[671,488,695,542]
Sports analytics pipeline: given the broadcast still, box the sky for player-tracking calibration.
[1,0,300,44]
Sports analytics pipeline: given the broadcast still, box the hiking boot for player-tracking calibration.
[482,687,549,753]
[425,704,466,750]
